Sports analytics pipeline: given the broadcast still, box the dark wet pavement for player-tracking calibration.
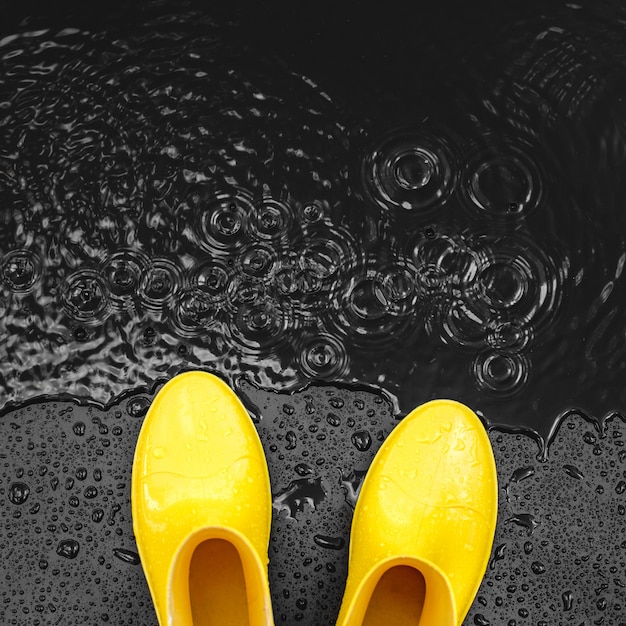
[2,384,626,624]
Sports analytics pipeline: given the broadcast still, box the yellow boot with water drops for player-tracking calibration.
[131,371,274,626]
[336,399,498,626]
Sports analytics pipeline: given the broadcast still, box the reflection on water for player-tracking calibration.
[1,4,626,439]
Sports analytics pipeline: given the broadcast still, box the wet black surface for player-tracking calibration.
[1,0,626,623]
[2,384,626,624]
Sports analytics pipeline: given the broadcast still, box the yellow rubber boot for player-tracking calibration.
[336,399,498,626]
[131,371,274,626]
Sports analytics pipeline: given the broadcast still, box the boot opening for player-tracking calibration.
[189,538,250,626]
[362,565,426,625]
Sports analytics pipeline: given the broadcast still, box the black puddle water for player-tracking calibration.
[1,0,626,623]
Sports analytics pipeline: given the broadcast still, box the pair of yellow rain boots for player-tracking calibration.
[131,371,498,626]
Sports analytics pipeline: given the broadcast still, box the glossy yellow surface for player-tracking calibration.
[336,399,498,626]
[131,371,274,626]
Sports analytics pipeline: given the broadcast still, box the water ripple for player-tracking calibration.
[230,298,294,356]
[472,349,530,397]
[470,233,562,334]
[296,333,350,380]
[190,258,234,303]
[102,249,150,311]
[138,258,183,314]
[327,258,421,351]
[361,126,456,216]
[197,191,254,254]
[0,249,43,293]
[61,268,111,326]
[0,2,622,438]
[169,288,217,339]
[461,135,546,219]
[249,197,295,242]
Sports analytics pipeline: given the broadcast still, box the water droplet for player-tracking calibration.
[113,548,140,565]
[328,397,344,409]
[294,463,313,476]
[563,464,584,480]
[126,397,150,417]
[340,470,367,508]
[285,431,297,450]
[490,543,506,570]
[326,412,340,427]
[56,539,80,559]
[510,466,535,483]
[531,560,546,574]
[351,430,372,452]
[304,395,315,414]
[273,477,325,519]
[8,481,30,505]
[84,486,98,499]
[562,590,574,611]
[583,431,597,444]
[72,421,86,436]
[506,513,539,535]
[313,534,345,550]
